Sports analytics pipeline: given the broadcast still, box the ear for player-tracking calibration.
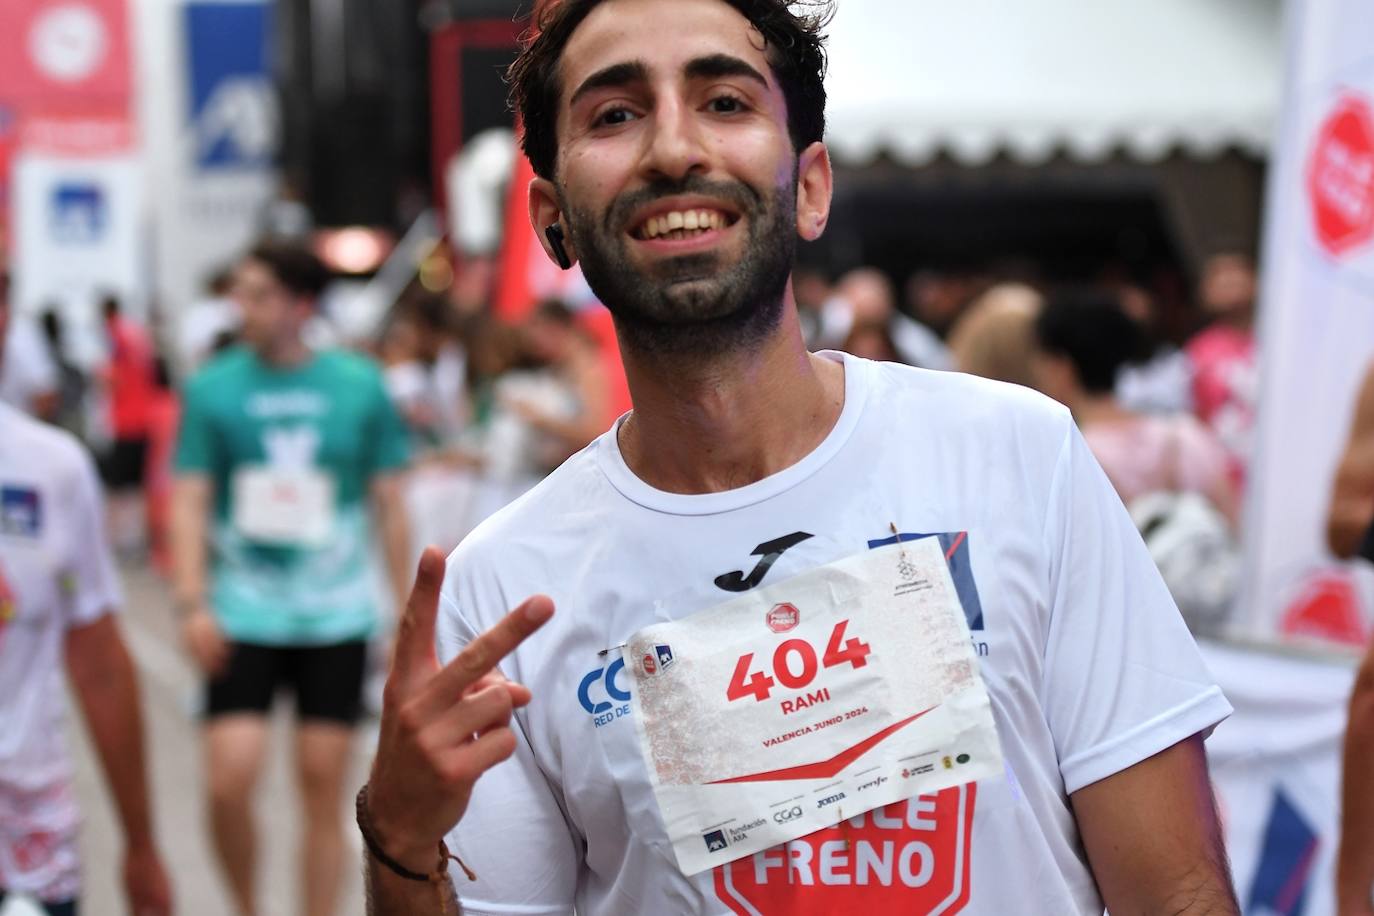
[795,141,834,242]
[529,176,578,267]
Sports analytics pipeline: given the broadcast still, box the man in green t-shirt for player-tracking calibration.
[171,240,412,916]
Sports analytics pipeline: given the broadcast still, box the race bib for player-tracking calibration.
[625,538,1003,876]
[231,467,336,547]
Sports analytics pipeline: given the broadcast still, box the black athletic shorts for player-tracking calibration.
[204,640,369,724]
[98,436,149,489]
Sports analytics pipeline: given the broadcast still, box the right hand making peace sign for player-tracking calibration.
[363,547,554,873]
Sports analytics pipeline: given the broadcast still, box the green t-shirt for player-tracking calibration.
[175,346,411,645]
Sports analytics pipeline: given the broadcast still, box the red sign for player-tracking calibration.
[1307,95,1374,257]
[1280,568,1367,647]
[713,784,976,915]
[766,603,800,634]
[0,0,131,107]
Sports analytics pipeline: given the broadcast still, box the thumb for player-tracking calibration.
[390,546,447,689]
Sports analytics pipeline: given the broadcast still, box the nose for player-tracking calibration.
[639,94,709,182]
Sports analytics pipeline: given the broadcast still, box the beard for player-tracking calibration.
[562,171,796,359]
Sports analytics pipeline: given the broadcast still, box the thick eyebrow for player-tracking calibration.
[569,60,650,109]
[683,53,770,90]
[567,54,770,111]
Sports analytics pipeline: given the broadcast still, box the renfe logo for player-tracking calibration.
[766,603,800,633]
[714,784,976,915]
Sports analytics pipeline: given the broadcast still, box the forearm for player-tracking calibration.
[170,482,209,607]
[1339,684,1374,909]
[68,628,156,848]
[365,855,459,915]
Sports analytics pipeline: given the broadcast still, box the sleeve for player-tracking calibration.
[1040,421,1233,795]
[174,377,218,475]
[435,588,580,914]
[63,447,122,627]
[365,368,412,478]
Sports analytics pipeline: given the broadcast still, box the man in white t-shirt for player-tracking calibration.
[359,1,1239,913]
[0,295,171,913]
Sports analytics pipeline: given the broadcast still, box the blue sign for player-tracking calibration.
[1247,786,1318,916]
[186,2,274,170]
[0,487,41,537]
[50,183,106,245]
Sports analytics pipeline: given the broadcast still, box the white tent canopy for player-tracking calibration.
[823,0,1283,166]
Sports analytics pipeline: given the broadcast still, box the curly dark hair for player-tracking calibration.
[508,0,833,180]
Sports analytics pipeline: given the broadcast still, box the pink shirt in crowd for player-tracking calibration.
[1185,324,1257,491]
[1083,414,1232,507]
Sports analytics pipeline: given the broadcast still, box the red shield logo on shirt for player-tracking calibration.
[713,783,976,915]
[766,603,800,633]
[1307,95,1374,257]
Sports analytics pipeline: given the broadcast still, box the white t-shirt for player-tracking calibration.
[436,352,1232,915]
[0,316,59,415]
[0,401,121,896]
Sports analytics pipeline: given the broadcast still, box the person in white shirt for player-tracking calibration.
[358,1,1239,914]
[0,292,171,916]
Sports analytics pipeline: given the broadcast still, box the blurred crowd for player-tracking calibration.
[0,240,1261,635]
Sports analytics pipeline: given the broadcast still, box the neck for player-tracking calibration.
[257,335,311,368]
[1070,391,1132,427]
[616,306,845,494]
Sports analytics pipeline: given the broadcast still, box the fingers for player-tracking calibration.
[435,725,521,787]
[391,547,447,686]
[462,671,533,708]
[426,595,553,704]
[421,683,515,749]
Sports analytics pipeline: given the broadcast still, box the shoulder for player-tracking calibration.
[0,404,96,487]
[861,358,1073,450]
[318,348,386,385]
[186,346,253,395]
[446,445,607,576]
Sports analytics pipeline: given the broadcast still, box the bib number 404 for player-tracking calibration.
[727,620,872,703]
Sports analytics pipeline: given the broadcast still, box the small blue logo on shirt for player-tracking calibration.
[0,487,41,537]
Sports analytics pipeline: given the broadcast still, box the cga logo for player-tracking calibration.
[704,830,729,854]
[773,806,803,824]
[715,784,977,915]
[766,602,800,633]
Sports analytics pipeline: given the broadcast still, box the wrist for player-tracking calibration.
[174,595,207,617]
[359,784,443,875]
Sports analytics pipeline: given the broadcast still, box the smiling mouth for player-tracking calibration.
[632,208,739,241]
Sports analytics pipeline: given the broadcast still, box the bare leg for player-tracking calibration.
[296,721,354,916]
[205,714,269,916]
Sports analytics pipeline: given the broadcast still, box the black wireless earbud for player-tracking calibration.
[545,223,572,270]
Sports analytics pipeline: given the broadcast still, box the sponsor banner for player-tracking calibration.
[1200,641,1354,916]
[1239,0,1374,646]
[0,0,133,110]
[625,539,1002,876]
[150,0,276,337]
[11,151,142,312]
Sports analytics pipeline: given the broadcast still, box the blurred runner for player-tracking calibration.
[0,274,59,421]
[99,295,160,556]
[1186,248,1259,492]
[0,292,171,915]
[359,2,1237,914]
[170,240,411,916]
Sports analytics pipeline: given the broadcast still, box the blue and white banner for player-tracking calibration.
[1201,642,1354,916]
[12,151,142,314]
[185,1,274,171]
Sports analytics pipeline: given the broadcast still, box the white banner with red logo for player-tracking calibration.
[1239,0,1374,649]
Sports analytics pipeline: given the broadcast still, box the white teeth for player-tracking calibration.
[638,209,727,239]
